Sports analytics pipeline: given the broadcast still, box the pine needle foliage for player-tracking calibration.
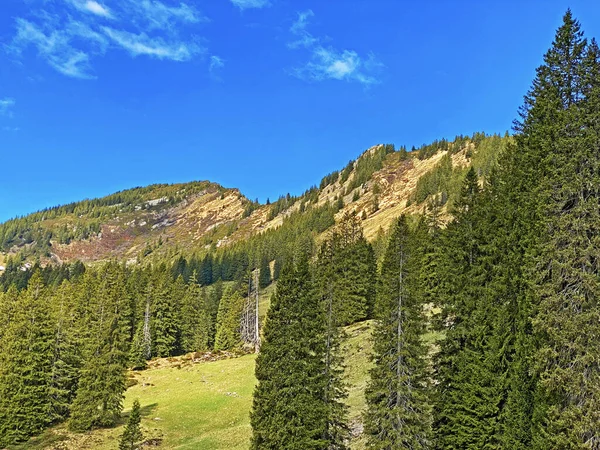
[364,215,432,449]
[119,399,144,450]
[250,257,331,449]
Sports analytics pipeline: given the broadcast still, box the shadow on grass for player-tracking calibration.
[8,404,159,449]
[140,402,159,418]
[120,402,159,421]
[7,430,69,450]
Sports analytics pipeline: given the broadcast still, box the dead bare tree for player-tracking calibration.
[241,269,261,352]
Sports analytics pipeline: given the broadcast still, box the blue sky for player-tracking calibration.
[0,0,598,222]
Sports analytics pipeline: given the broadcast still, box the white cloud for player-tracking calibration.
[288,10,382,86]
[85,1,111,17]
[298,47,380,85]
[230,0,271,10]
[53,51,94,77]
[209,55,224,72]
[2,126,20,132]
[102,27,202,61]
[127,0,206,31]
[0,99,16,118]
[10,18,96,79]
[67,0,112,18]
[209,55,224,81]
[67,20,109,50]
[290,9,313,35]
[288,10,318,49]
[314,48,359,79]
[9,0,209,78]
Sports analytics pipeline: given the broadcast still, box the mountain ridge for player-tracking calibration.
[0,133,507,269]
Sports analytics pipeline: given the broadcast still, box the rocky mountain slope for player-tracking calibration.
[0,133,507,268]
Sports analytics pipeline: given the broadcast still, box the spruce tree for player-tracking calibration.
[214,286,244,351]
[272,258,283,281]
[490,150,538,450]
[0,272,53,446]
[258,255,271,289]
[180,278,210,353]
[49,280,82,423]
[317,212,375,326]
[129,324,148,370]
[69,264,130,431]
[520,12,600,448]
[364,215,431,449]
[250,257,330,449]
[130,276,152,369]
[315,232,350,448]
[171,275,187,354]
[0,285,17,344]
[119,399,144,450]
[206,281,224,348]
[433,168,504,449]
[347,237,377,319]
[150,269,180,357]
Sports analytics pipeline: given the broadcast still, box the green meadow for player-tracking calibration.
[13,321,373,450]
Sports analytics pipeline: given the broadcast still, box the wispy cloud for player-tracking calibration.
[288,10,382,86]
[290,9,313,35]
[288,9,318,49]
[0,99,16,118]
[67,20,109,50]
[102,27,203,61]
[209,55,225,80]
[67,0,113,18]
[2,126,20,132]
[209,55,224,72]
[10,18,97,79]
[126,0,206,31]
[8,0,209,78]
[230,0,271,10]
[297,48,382,85]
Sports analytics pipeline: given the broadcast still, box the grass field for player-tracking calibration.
[13,320,374,450]
[11,353,257,450]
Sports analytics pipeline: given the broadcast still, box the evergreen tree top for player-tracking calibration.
[516,9,588,133]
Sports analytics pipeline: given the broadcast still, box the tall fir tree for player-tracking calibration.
[258,255,272,289]
[315,234,351,448]
[150,268,180,357]
[48,280,82,423]
[490,147,537,450]
[0,272,54,446]
[206,280,224,348]
[251,257,330,449]
[130,274,153,369]
[0,286,17,344]
[180,277,211,353]
[519,12,600,448]
[365,215,432,449]
[317,212,376,327]
[171,275,187,353]
[129,323,149,370]
[433,168,504,449]
[214,286,244,351]
[69,264,130,431]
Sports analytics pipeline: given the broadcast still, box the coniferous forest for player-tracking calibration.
[1,10,599,450]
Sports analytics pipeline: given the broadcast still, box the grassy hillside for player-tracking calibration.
[344,321,375,450]
[12,321,374,450]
